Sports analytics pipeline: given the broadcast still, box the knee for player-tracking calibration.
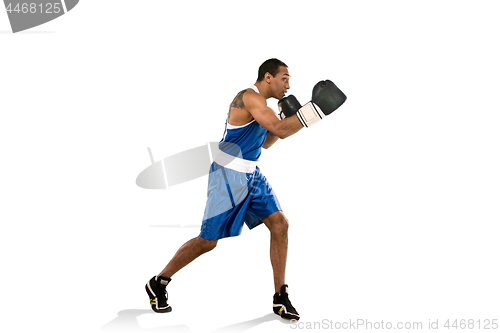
[272,215,289,235]
[280,216,289,232]
[199,237,217,253]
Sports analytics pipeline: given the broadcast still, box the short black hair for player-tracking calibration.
[257,58,288,81]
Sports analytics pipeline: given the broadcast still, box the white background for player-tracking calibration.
[1,1,499,332]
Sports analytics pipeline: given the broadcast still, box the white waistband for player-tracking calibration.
[213,150,257,173]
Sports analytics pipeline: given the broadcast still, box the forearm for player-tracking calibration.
[274,115,303,139]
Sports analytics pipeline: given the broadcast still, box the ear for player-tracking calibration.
[265,72,273,84]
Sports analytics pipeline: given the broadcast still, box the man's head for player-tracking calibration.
[257,58,290,100]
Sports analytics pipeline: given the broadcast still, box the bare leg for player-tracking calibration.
[158,236,217,278]
[263,211,289,293]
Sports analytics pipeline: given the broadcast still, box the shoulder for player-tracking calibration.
[242,89,266,110]
[229,88,266,110]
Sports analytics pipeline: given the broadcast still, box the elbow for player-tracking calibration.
[275,123,292,140]
[277,131,289,140]
[262,140,274,149]
[273,127,287,140]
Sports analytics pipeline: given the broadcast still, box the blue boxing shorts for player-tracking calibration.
[199,161,281,241]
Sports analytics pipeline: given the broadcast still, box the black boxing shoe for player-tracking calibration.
[145,276,172,313]
[273,284,300,321]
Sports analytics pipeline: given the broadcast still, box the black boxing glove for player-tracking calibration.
[296,79,347,127]
[277,95,302,120]
[312,80,347,115]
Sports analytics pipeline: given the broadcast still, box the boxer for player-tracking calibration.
[145,59,346,321]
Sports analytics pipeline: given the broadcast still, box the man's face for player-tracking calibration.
[269,66,290,100]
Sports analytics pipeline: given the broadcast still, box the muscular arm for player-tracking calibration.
[244,92,303,140]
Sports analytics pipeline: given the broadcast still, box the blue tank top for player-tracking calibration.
[219,86,268,161]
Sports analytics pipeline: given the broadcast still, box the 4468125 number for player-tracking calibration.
[5,3,62,14]
[444,319,498,330]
